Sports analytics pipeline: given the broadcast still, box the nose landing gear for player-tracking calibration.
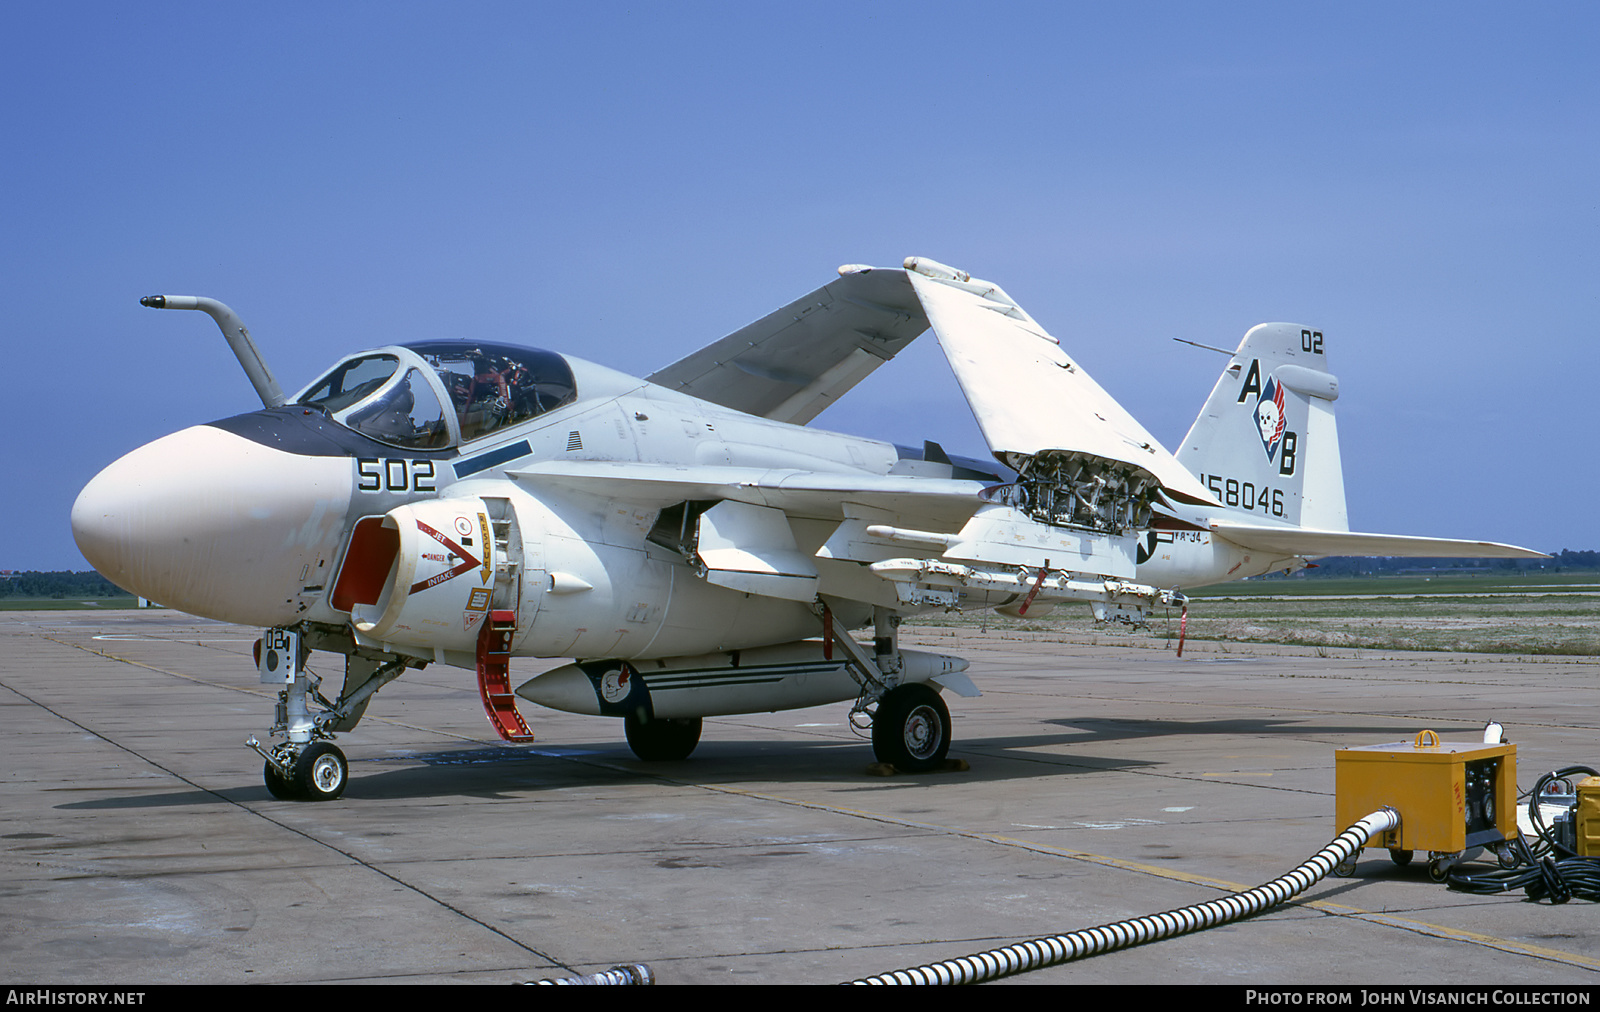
[250,625,411,801]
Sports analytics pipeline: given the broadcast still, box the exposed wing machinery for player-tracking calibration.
[905,266,1219,540]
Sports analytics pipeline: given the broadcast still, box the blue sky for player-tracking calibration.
[4,3,1594,571]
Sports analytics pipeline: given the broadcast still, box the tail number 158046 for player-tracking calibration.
[1202,473,1284,516]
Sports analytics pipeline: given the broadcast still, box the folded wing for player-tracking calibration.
[647,267,929,425]
[903,261,1217,510]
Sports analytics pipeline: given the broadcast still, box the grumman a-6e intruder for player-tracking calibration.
[72,258,1541,800]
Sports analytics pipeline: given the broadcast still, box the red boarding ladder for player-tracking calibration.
[476,610,534,742]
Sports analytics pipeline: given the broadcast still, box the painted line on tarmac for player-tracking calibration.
[684,779,1600,975]
[1302,901,1600,973]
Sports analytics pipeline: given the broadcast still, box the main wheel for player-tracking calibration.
[624,713,702,761]
[1389,848,1414,867]
[871,683,951,773]
[292,742,348,801]
[264,760,300,800]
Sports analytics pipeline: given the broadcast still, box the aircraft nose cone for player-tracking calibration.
[72,424,353,624]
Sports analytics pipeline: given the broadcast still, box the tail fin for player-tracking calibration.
[1175,324,1347,530]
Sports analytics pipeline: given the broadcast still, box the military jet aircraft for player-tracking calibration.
[71,257,1541,800]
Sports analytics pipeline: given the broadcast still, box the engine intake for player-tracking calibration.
[333,495,513,652]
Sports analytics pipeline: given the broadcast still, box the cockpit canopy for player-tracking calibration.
[296,341,577,450]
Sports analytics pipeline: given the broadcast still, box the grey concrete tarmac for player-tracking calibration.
[2,609,1597,986]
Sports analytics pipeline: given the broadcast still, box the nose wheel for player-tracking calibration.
[295,742,349,800]
[255,741,348,801]
[263,758,298,800]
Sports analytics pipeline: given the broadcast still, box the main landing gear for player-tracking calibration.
[824,601,956,773]
[870,683,952,773]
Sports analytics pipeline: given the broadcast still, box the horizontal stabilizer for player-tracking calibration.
[1209,520,1547,560]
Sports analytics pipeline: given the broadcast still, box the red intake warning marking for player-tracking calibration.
[411,520,483,594]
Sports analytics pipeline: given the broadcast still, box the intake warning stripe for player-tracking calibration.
[453,440,532,478]
[410,520,483,594]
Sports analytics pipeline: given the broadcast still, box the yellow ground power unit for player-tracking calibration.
[1578,776,1600,858]
[1334,730,1517,877]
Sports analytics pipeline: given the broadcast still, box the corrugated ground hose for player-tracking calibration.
[526,963,655,985]
[847,807,1401,985]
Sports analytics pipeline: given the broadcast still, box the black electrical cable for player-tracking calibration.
[1448,766,1600,902]
[1524,766,1598,860]
[1447,855,1600,902]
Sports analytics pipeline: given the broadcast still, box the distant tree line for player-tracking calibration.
[1270,549,1599,579]
[0,571,130,599]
